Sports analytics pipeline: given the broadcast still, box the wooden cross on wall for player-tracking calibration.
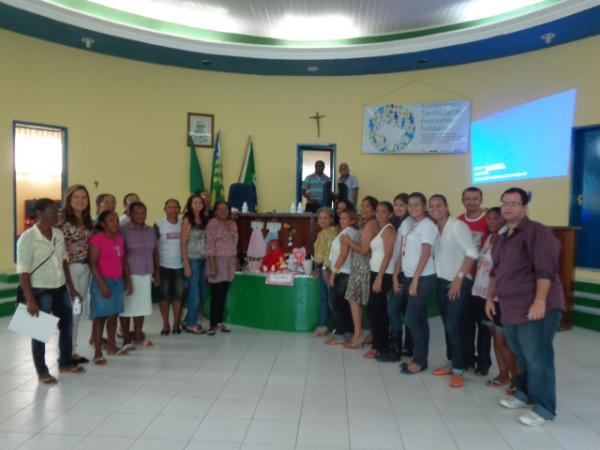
[309,111,326,137]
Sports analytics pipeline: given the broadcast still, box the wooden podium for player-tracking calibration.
[551,227,579,331]
[237,213,319,255]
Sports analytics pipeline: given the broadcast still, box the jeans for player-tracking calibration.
[328,273,353,338]
[184,258,205,327]
[209,281,230,327]
[504,309,563,420]
[66,262,91,352]
[368,272,393,352]
[317,269,330,327]
[31,285,73,375]
[388,273,413,353]
[437,277,473,374]
[404,274,437,367]
[463,295,492,370]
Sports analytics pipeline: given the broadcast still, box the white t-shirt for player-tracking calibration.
[119,214,130,226]
[155,218,183,269]
[329,227,357,274]
[369,223,396,274]
[340,175,359,203]
[433,216,479,281]
[399,216,437,278]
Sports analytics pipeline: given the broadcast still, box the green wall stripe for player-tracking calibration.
[574,311,600,332]
[575,281,600,295]
[575,298,600,310]
[46,0,561,47]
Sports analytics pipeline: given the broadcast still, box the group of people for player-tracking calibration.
[312,186,565,427]
[15,178,564,428]
[16,187,238,382]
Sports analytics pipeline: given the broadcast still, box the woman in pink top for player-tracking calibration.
[206,201,238,335]
[89,211,131,365]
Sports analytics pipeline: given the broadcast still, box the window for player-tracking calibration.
[13,122,67,238]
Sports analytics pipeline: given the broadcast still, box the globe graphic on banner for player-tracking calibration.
[367,104,416,153]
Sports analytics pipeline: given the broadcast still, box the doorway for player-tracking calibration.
[570,125,600,269]
[296,144,336,207]
[13,121,68,257]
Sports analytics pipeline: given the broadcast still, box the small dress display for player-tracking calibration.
[247,221,266,273]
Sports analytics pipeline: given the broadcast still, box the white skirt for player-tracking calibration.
[121,274,153,317]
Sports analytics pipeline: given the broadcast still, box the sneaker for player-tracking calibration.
[518,411,547,427]
[499,396,532,409]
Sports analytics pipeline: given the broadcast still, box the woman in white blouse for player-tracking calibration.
[429,194,478,388]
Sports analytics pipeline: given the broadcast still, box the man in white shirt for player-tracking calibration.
[337,163,359,206]
[17,198,85,384]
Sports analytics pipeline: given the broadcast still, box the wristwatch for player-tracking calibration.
[457,271,465,280]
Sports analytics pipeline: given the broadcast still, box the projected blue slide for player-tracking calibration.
[471,89,576,184]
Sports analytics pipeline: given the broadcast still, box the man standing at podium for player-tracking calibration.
[302,160,330,213]
[485,187,565,427]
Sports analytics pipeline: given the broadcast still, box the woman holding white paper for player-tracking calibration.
[16,198,86,384]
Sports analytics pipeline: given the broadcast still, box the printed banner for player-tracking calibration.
[363,100,471,154]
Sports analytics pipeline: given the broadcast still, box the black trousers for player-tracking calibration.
[463,295,492,370]
[209,281,230,327]
[328,273,353,336]
[368,272,393,352]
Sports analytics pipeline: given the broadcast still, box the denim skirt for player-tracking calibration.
[90,277,125,319]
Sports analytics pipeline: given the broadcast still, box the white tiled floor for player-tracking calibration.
[1,307,600,450]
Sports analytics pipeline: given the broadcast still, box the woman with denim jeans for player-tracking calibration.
[312,207,338,336]
[429,194,478,388]
[181,194,207,334]
[17,198,86,384]
[398,192,438,375]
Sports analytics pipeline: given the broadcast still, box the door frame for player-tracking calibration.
[296,144,336,205]
[12,120,68,261]
[569,124,600,269]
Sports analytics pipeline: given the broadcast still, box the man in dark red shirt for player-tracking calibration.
[458,186,491,375]
[486,187,565,427]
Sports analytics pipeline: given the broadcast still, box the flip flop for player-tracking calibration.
[432,367,453,377]
[142,339,153,347]
[160,328,170,336]
[325,337,346,345]
[449,376,465,388]
[362,349,379,359]
[107,348,129,356]
[487,377,510,388]
[59,365,86,374]
[123,343,136,351]
[93,357,107,366]
[400,363,428,375]
[39,374,58,384]
[183,325,205,335]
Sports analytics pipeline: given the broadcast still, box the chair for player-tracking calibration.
[228,183,257,212]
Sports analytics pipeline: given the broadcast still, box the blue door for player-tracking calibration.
[570,126,600,268]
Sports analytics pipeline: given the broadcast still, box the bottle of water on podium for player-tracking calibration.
[290,202,296,213]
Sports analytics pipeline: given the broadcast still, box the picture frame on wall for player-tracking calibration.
[187,113,214,147]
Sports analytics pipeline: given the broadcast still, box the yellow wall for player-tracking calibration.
[1,29,599,278]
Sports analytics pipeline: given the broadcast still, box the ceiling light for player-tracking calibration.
[89,0,241,34]
[541,32,556,44]
[307,66,319,72]
[458,0,546,22]
[81,37,95,49]
[271,15,360,41]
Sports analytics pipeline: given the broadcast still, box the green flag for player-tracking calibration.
[188,136,204,194]
[210,131,225,205]
[240,136,256,186]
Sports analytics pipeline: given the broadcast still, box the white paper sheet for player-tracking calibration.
[8,304,59,343]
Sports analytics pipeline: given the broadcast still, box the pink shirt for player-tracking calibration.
[90,232,125,279]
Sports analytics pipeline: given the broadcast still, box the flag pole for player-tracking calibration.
[239,135,252,183]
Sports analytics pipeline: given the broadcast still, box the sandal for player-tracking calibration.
[93,357,107,366]
[123,343,136,351]
[172,325,182,335]
[59,365,86,374]
[506,383,517,395]
[183,325,205,335]
[219,325,231,333]
[207,328,216,336]
[72,355,89,364]
[362,349,379,359]
[449,376,465,389]
[487,376,510,388]
[39,374,58,384]
[343,336,365,349]
[400,362,428,375]
[107,347,129,356]
[142,339,153,347]
[160,328,170,336]
[325,337,346,345]
[432,366,453,377]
